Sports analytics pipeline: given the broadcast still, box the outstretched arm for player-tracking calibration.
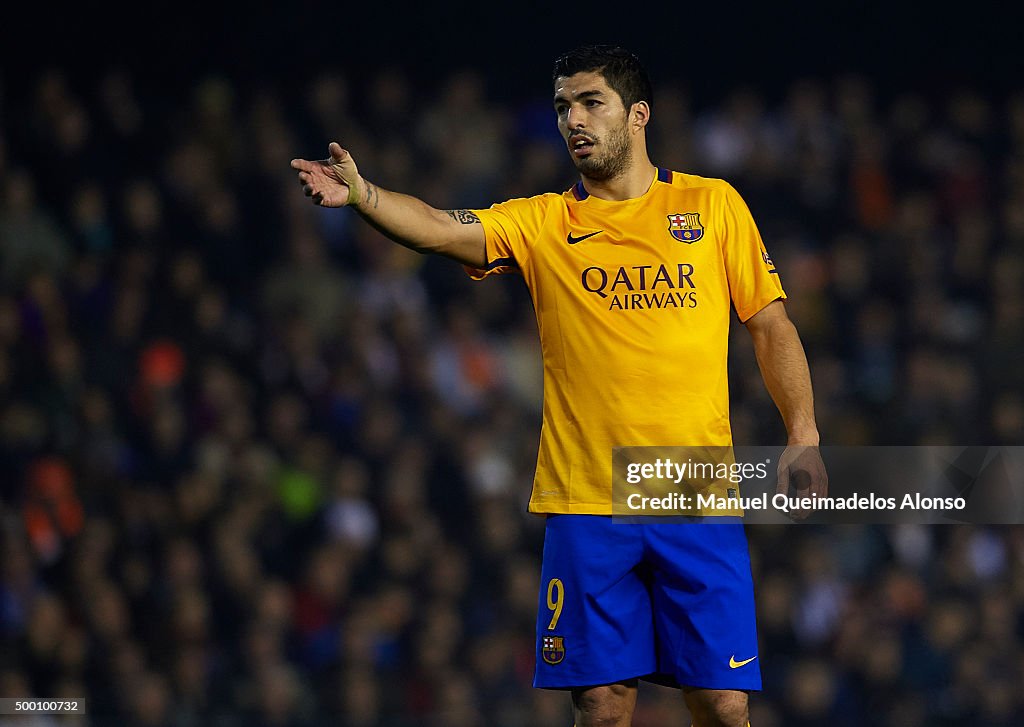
[745,300,827,508]
[290,142,487,268]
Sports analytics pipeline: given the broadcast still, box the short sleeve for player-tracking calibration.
[720,184,786,322]
[463,198,534,280]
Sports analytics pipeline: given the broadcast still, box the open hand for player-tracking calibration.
[290,142,362,207]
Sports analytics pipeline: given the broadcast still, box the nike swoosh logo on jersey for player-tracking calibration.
[566,230,603,245]
[729,655,757,669]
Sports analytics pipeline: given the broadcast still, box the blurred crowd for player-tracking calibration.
[0,63,1022,727]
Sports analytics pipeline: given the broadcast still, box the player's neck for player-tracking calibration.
[581,159,658,202]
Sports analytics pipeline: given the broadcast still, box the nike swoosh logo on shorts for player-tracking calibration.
[566,230,602,245]
[729,655,757,669]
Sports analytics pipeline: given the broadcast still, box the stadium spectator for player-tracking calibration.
[0,63,1022,725]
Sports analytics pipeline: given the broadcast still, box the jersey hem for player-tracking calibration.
[528,504,746,517]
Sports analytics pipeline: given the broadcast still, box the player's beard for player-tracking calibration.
[573,119,632,182]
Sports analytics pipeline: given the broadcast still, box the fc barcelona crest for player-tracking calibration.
[668,212,704,243]
[542,635,566,665]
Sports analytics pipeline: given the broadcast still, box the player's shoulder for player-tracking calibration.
[479,191,569,231]
[665,171,740,196]
[487,191,566,214]
[662,172,751,215]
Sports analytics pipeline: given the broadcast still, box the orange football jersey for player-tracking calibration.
[469,169,784,514]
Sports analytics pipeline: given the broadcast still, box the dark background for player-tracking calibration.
[4,2,1022,100]
[2,2,1024,726]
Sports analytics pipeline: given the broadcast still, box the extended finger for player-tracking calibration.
[290,158,315,172]
[813,464,829,499]
[776,462,790,496]
[328,142,347,161]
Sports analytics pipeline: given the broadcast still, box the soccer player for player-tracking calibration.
[291,45,825,727]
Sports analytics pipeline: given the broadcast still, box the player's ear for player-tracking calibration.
[631,101,651,132]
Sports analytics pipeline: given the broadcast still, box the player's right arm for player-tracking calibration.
[290,141,486,268]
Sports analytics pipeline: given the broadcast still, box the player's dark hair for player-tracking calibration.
[552,45,653,111]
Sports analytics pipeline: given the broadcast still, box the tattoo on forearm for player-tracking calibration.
[364,181,380,209]
[445,209,481,224]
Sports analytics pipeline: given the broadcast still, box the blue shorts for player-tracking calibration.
[534,515,761,691]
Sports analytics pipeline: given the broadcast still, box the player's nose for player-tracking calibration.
[566,105,587,130]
